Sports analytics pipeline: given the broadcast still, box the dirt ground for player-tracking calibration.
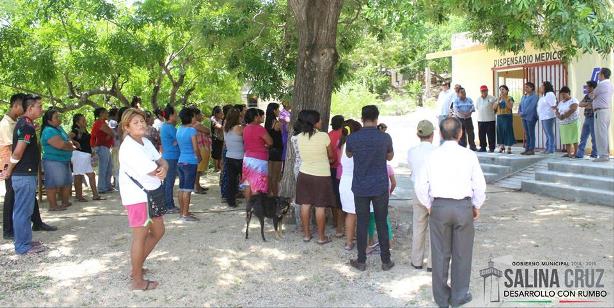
[0,168,612,307]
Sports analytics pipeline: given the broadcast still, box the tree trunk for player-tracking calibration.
[151,70,163,109]
[279,0,343,199]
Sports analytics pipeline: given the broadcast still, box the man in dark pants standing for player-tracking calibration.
[1,93,56,240]
[415,118,486,307]
[346,105,395,271]
[475,85,497,152]
[452,88,477,151]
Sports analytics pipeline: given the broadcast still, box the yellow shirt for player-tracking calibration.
[495,97,514,115]
[0,115,16,168]
[297,131,331,177]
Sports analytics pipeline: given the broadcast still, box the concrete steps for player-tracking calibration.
[477,152,547,184]
[480,163,512,175]
[521,159,614,206]
[522,180,614,206]
[535,170,614,191]
[548,161,614,177]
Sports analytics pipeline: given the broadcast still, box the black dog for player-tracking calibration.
[245,194,291,241]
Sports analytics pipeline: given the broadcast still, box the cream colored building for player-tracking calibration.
[427,33,614,154]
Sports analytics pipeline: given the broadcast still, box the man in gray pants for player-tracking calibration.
[415,117,486,307]
[592,67,612,162]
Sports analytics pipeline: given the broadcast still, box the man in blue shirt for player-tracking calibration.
[518,82,539,155]
[346,105,395,271]
[453,88,477,151]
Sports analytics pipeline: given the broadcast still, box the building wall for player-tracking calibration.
[451,45,614,154]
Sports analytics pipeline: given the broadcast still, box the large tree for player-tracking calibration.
[0,0,241,113]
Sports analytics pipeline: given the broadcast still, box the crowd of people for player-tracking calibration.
[436,67,612,160]
[0,66,610,304]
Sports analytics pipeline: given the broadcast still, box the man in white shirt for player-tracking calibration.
[407,120,435,272]
[475,85,497,152]
[591,68,612,162]
[414,117,486,308]
[437,82,455,123]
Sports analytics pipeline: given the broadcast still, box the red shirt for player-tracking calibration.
[91,119,114,148]
[243,123,268,160]
[328,129,342,169]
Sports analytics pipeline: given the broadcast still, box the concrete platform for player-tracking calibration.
[476,150,548,183]
[522,158,614,207]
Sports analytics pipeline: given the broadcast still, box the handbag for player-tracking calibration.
[126,173,167,218]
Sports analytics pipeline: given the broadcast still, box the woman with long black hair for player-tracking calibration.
[222,108,244,208]
[69,114,104,202]
[265,103,283,196]
[295,110,336,244]
[40,108,75,210]
[537,81,558,154]
[210,106,224,172]
[242,108,273,200]
[494,85,515,154]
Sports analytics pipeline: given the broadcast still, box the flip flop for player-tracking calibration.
[133,280,158,291]
[92,196,106,201]
[76,197,88,202]
[303,236,312,243]
[344,243,354,251]
[48,207,67,212]
[317,236,332,245]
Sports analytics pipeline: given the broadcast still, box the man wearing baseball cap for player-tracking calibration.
[475,85,497,152]
[407,120,436,272]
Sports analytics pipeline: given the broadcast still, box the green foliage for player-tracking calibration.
[331,82,416,118]
[331,82,383,118]
[422,0,614,60]
[0,0,243,115]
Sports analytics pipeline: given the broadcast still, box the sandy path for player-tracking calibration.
[0,169,613,307]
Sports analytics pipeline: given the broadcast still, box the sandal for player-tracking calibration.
[317,236,332,245]
[76,197,88,202]
[92,196,106,201]
[344,243,354,251]
[303,236,312,243]
[133,280,158,291]
[48,207,67,212]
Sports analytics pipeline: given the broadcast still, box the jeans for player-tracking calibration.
[177,163,197,192]
[3,177,44,236]
[163,159,178,209]
[594,109,610,158]
[12,176,37,254]
[96,146,112,192]
[224,158,243,207]
[522,119,538,151]
[458,117,476,149]
[355,193,391,264]
[541,118,556,153]
[478,121,496,151]
[576,116,597,158]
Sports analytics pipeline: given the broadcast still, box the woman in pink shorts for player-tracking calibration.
[119,108,168,291]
